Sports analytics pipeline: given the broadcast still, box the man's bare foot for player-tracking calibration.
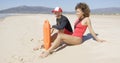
[40,51,50,58]
[33,44,44,51]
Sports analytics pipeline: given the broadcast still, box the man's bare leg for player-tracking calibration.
[40,33,82,58]
[33,33,58,51]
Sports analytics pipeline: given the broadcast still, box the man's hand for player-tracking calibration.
[51,28,54,34]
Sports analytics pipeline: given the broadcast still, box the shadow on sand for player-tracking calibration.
[82,33,98,42]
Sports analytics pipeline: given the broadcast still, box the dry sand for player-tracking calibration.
[0,14,120,63]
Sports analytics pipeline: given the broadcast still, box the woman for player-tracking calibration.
[40,2,105,58]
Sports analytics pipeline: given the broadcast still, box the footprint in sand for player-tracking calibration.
[8,55,24,63]
[9,54,38,63]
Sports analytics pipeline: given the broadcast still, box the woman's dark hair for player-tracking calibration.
[75,2,90,17]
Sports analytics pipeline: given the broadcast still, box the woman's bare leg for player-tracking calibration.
[40,33,82,57]
[48,33,82,52]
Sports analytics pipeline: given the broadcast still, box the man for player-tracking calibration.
[33,7,73,50]
[51,7,73,35]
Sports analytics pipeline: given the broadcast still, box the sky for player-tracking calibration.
[0,0,120,11]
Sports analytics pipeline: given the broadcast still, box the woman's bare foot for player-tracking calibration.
[40,51,50,58]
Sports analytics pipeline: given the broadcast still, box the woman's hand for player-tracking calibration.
[96,39,106,42]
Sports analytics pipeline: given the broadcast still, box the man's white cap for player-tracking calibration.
[52,7,63,13]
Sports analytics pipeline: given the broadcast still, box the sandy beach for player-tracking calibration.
[0,14,120,63]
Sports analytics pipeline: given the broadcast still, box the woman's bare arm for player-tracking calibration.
[86,18,105,42]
